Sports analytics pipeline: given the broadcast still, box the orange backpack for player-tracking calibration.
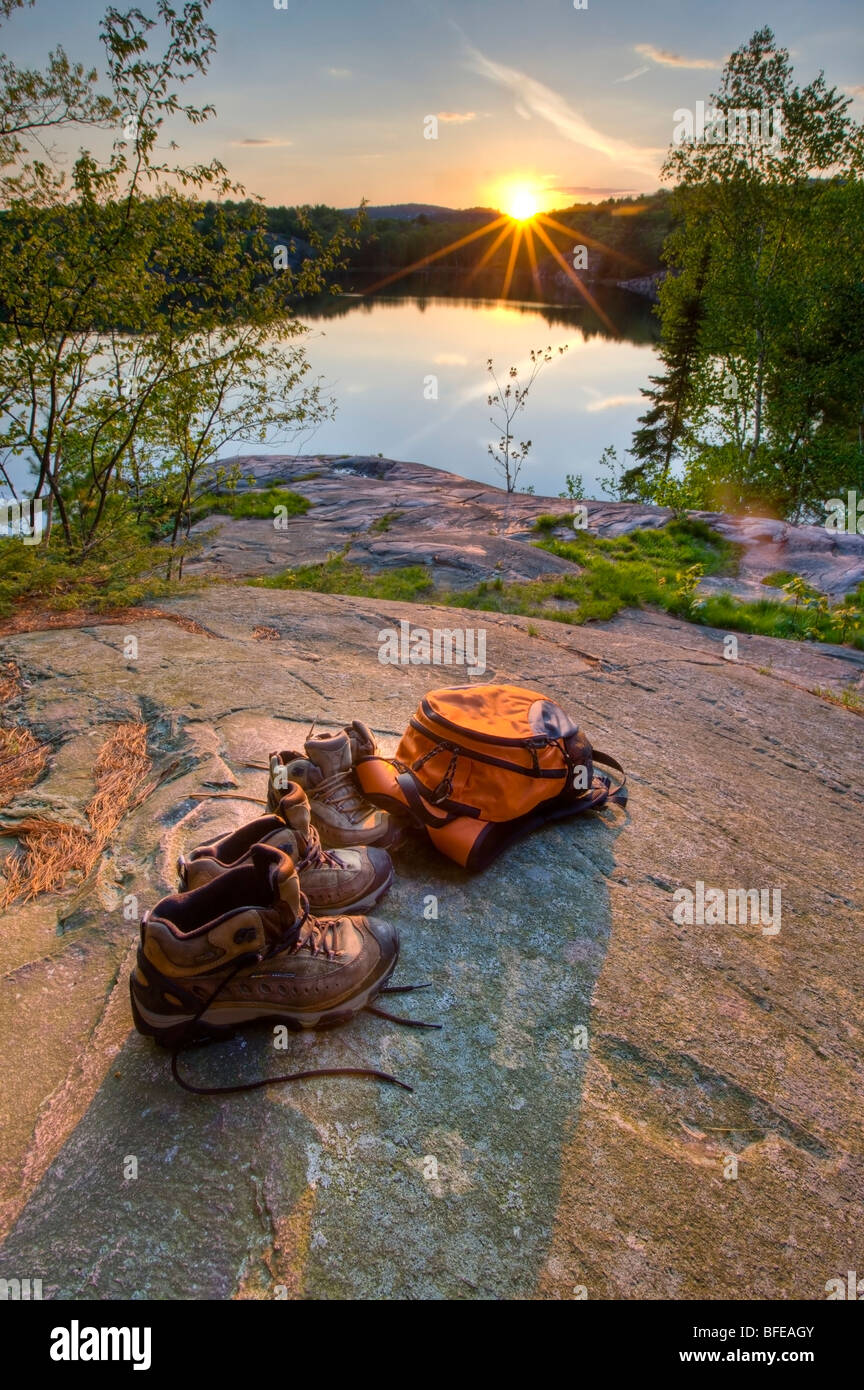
[354,683,626,870]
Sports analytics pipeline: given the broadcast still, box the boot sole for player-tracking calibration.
[130,952,399,1050]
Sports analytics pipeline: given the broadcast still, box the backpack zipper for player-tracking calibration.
[419,698,559,748]
[408,719,565,779]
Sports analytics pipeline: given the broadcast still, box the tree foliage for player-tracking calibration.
[626,28,864,520]
[0,0,352,595]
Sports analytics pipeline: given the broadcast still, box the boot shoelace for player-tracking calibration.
[169,902,439,1097]
[290,909,347,958]
[188,794,353,871]
[294,822,344,875]
[186,795,355,871]
[312,768,373,825]
[193,764,372,826]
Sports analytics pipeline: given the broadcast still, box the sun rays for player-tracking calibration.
[359,197,649,335]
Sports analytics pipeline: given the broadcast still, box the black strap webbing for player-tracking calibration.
[395,770,459,827]
[592,749,628,805]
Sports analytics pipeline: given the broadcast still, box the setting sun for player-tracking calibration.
[506,186,538,221]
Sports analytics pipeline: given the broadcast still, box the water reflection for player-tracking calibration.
[304,280,659,343]
[277,287,659,499]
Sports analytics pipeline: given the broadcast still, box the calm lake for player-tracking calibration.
[270,287,660,500]
[2,288,659,503]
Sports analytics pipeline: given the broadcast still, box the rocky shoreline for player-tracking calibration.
[188,453,864,602]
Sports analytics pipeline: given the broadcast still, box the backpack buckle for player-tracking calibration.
[429,751,459,803]
[429,777,453,804]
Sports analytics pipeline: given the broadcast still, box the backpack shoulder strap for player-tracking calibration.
[395,770,460,827]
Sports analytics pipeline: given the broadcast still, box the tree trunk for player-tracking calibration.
[747,333,766,473]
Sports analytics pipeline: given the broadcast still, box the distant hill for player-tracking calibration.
[245,191,675,291]
[341,203,500,223]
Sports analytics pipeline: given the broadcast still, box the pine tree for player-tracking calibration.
[623,241,710,499]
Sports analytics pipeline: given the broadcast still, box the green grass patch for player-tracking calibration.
[369,510,404,534]
[761,569,798,588]
[243,520,864,651]
[811,685,864,712]
[0,531,190,618]
[537,517,739,575]
[531,512,567,532]
[192,487,311,522]
[249,551,434,603]
[445,559,684,625]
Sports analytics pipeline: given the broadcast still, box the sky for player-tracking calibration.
[3,0,862,209]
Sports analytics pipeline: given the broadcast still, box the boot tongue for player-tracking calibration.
[305,731,352,780]
[277,785,311,842]
[249,843,302,930]
[346,720,377,759]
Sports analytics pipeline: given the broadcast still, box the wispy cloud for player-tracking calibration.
[846,84,864,99]
[556,185,643,197]
[634,43,720,70]
[437,111,478,123]
[462,40,660,177]
[613,64,650,85]
[326,67,351,78]
[586,393,644,412]
[230,137,293,147]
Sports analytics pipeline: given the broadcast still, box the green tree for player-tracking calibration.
[0,0,352,589]
[630,28,864,519]
[624,243,710,500]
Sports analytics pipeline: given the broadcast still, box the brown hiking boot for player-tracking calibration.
[268,721,406,850]
[130,843,399,1049]
[179,784,393,914]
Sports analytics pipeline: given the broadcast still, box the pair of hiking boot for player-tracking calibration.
[130,724,417,1091]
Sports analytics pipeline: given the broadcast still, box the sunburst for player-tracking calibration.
[506,186,538,221]
[358,191,651,335]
